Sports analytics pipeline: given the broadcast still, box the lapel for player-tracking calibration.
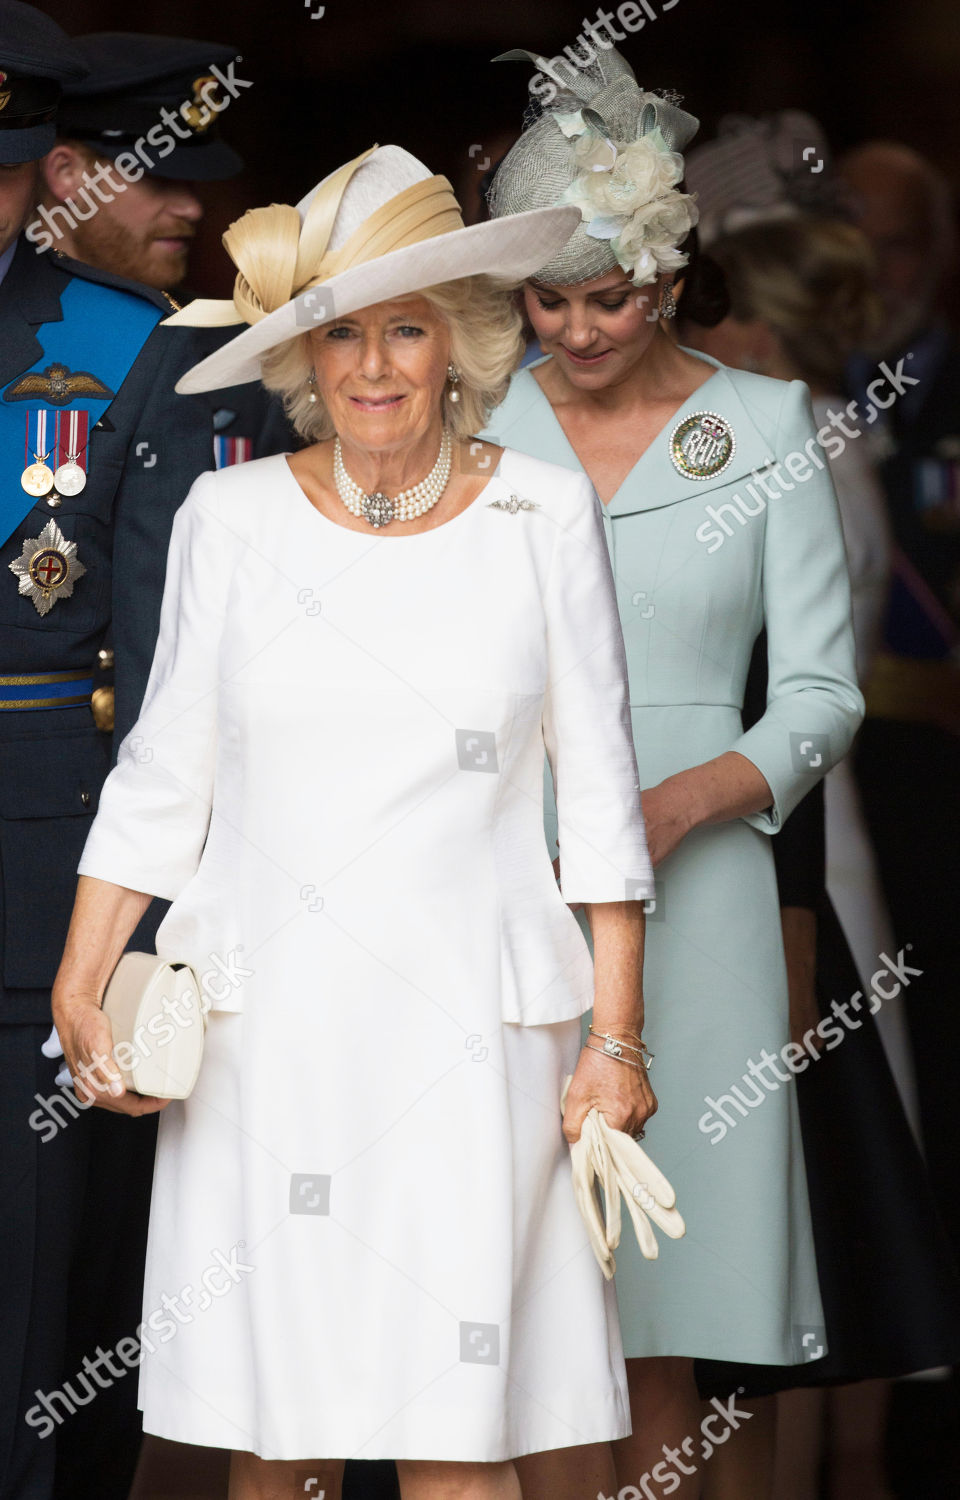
[607,358,781,517]
[511,352,780,518]
[0,239,66,391]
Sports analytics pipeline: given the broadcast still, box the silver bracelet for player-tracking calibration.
[583,1041,642,1073]
[588,1029,655,1069]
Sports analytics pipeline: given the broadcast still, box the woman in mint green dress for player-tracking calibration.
[480,47,864,1500]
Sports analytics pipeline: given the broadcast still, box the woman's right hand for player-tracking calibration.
[51,995,170,1117]
[49,876,166,1115]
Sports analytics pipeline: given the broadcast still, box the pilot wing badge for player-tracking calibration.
[4,363,115,406]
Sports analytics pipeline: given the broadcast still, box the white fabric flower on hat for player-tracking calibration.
[611,191,699,281]
[557,115,698,287]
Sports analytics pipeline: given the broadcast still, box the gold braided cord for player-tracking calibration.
[165,148,465,330]
[0,670,91,685]
[0,694,91,709]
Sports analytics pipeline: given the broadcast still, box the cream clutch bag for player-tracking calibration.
[101,953,205,1099]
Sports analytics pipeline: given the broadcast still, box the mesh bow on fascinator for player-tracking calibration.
[487,46,700,287]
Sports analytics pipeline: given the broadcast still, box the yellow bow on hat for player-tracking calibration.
[165,144,466,328]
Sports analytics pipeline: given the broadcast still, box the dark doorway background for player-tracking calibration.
[36,0,960,299]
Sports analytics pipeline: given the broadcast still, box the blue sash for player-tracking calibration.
[1,275,163,546]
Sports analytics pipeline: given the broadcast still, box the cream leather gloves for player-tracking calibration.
[561,1073,686,1279]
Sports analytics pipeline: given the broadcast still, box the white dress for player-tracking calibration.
[78,448,654,1462]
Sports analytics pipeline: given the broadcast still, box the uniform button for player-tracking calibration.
[98,648,114,669]
[47,494,62,508]
[80,790,91,807]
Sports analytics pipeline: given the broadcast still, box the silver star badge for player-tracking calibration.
[9,519,87,616]
[487,494,540,514]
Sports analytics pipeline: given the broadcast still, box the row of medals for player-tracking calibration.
[21,452,85,501]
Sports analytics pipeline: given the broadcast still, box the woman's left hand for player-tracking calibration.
[640,755,774,866]
[640,780,694,866]
[562,1042,657,1144]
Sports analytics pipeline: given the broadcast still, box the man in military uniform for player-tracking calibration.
[31,28,294,762]
[842,142,960,1259]
[0,7,292,1498]
[34,31,247,292]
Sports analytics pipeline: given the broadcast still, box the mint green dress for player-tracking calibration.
[481,354,864,1363]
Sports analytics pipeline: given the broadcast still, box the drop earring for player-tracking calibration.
[658,280,677,320]
[447,363,461,403]
[307,369,318,403]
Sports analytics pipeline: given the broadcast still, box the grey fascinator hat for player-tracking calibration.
[487,46,700,288]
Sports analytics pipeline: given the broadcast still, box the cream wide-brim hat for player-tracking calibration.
[168,143,579,394]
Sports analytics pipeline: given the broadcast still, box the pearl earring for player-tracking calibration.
[307,369,318,404]
[447,362,461,403]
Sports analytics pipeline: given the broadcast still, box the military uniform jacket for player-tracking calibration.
[0,239,292,1022]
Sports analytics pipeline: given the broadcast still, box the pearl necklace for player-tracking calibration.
[333,430,453,528]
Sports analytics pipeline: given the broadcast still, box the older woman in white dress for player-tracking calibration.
[51,145,659,1500]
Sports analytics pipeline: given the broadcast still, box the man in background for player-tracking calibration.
[35,32,245,291]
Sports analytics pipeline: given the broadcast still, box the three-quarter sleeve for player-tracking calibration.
[729,379,865,833]
[78,470,230,899]
[541,474,655,903]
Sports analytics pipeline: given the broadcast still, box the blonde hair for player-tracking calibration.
[709,217,882,390]
[260,275,525,442]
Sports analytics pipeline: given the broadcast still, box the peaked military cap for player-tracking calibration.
[0,0,87,164]
[60,32,245,180]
